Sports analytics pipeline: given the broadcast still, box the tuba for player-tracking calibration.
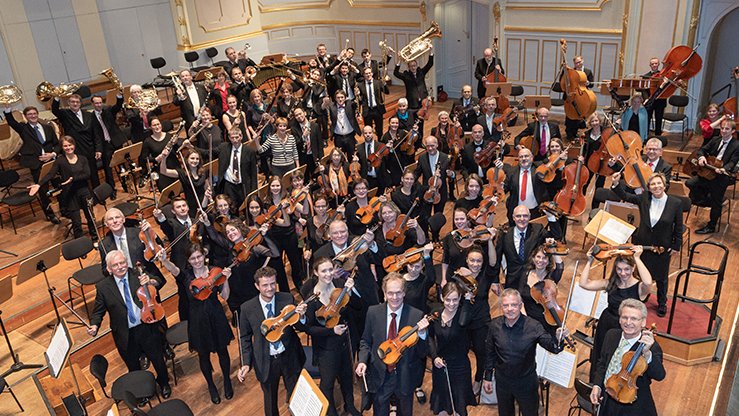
[0,84,22,105]
[399,21,442,62]
[100,68,123,92]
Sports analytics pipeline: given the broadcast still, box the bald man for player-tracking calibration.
[474,48,505,99]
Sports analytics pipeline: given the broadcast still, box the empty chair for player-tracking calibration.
[184,51,199,69]
[150,57,166,76]
[205,47,218,65]
[0,169,38,234]
[567,378,596,415]
[123,391,193,416]
[89,354,159,405]
[164,321,188,385]
[662,95,689,143]
[93,183,137,218]
[61,237,99,319]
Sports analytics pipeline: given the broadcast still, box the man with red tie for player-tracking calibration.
[498,148,549,224]
[514,107,562,162]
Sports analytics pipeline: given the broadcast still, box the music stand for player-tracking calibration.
[194,67,225,82]
[0,276,43,378]
[158,180,182,207]
[485,82,511,99]
[524,95,552,110]
[17,244,89,329]
[240,184,270,213]
[604,200,641,227]
[109,142,150,204]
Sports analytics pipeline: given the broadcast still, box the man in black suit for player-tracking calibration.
[355,273,430,416]
[491,205,561,294]
[237,267,307,416]
[290,107,323,180]
[515,107,562,162]
[100,208,165,282]
[173,69,208,130]
[451,85,481,132]
[3,106,60,223]
[643,57,668,136]
[325,90,360,158]
[460,124,490,179]
[473,47,505,99]
[590,298,665,416]
[415,135,452,216]
[315,43,335,72]
[393,49,434,110]
[357,67,388,136]
[328,62,359,106]
[686,119,739,234]
[476,96,503,141]
[52,94,101,188]
[125,84,162,144]
[356,126,389,193]
[88,250,171,399]
[223,47,258,82]
[228,67,255,112]
[357,48,391,80]
[499,148,549,223]
[215,128,257,212]
[91,95,126,197]
[563,56,595,140]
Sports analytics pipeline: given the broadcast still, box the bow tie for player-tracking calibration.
[338,105,345,109]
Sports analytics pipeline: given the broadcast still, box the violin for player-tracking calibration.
[591,244,664,261]
[384,198,419,247]
[529,279,576,349]
[377,312,439,366]
[316,166,337,200]
[189,222,202,245]
[539,201,566,219]
[645,44,702,108]
[604,129,651,190]
[138,214,164,262]
[558,39,597,121]
[423,161,443,205]
[260,293,319,342]
[536,146,569,182]
[284,185,311,215]
[483,148,507,198]
[333,223,381,270]
[367,141,391,168]
[213,214,230,234]
[605,324,657,404]
[255,205,283,226]
[450,267,478,303]
[135,262,165,324]
[315,270,356,328]
[468,197,498,225]
[586,128,615,177]
[474,140,500,169]
[553,146,589,217]
[416,95,433,121]
[450,225,495,249]
[318,203,346,241]
[382,244,437,273]
[191,240,254,300]
[356,187,392,225]
[399,121,421,156]
[543,241,570,256]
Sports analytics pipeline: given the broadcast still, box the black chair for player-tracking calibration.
[184,51,199,69]
[0,170,38,234]
[150,57,166,77]
[551,98,565,107]
[61,237,98,318]
[93,182,138,218]
[676,195,692,268]
[662,95,689,143]
[205,47,218,65]
[90,354,159,406]
[123,390,194,416]
[568,378,596,415]
[76,85,92,100]
[164,321,188,385]
[0,375,23,412]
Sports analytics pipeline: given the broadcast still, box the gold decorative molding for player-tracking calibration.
[176,30,263,51]
[196,0,252,33]
[346,0,420,8]
[619,0,630,75]
[493,2,501,23]
[505,26,622,35]
[258,0,333,13]
[263,20,421,31]
[420,1,427,21]
[173,0,191,48]
[687,0,701,48]
[506,0,610,11]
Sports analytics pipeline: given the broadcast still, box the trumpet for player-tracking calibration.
[100,68,123,92]
[0,84,22,105]
[171,74,186,99]
[36,81,81,101]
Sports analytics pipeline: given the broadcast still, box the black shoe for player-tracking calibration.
[224,379,233,400]
[160,384,172,399]
[657,305,667,317]
[137,398,149,408]
[164,346,175,360]
[209,384,221,404]
[139,355,150,370]
[414,388,426,404]
[695,225,716,235]
[47,213,61,225]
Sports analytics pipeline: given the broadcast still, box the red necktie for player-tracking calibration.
[540,126,548,156]
[520,168,528,201]
[648,162,654,170]
[387,312,397,372]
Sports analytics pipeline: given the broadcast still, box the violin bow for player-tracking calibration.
[560,260,579,344]
[176,150,207,216]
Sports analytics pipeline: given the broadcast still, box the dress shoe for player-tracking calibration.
[160,384,172,399]
[224,379,234,400]
[139,355,150,370]
[695,225,716,235]
[164,346,175,360]
[47,213,61,225]
[414,388,426,404]
[657,304,667,317]
[208,384,221,404]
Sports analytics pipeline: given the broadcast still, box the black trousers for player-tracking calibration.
[261,353,300,416]
[468,324,488,382]
[84,151,101,189]
[122,323,170,388]
[102,141,127,193]
[647,98,667,135]
[495,371,539,416]
[271,226,305,290]
[363,107,384,137]
[565,117,586,140]
[373,370,414,416]
[318,345,357,416]
[333,132,357,158]
[222,180,246,215]
[686,175,731,227]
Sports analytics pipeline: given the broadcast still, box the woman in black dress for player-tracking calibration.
[157,147,210,211]
[242,195,291,293]
[29,136,95,239]
[380,116,408,182]
[345,179,374,236]
[454,173,484,211]
[264,175,306,290]
[205,193,237,266]
[429,282,476,416]
[305,193,342,252]
[440,208,495,284]
[300,257,362,416]
[222,94,248,140]
[578,246,653,382]
[400,243,436,312]
[521,245,564,337]
[158,244,234,404]
[540,138,571,237]
[581,113,611,208]
[139,117,179,190]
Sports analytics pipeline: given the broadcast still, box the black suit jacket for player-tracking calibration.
[4,111,59,170]
[358,303,428,393]
[614,185,683,251]
[51,99,98,157]
[223,57,257,80]
[313,241,384,306]
[239,293,306,383]
[473,57,504,96]
[514,121,562,158]
[502,164,549,215]
[328,73,357,102]
[357,79,388,116]
[393,55,434,108]
[91,96,126,148]
[173,84,209,128]
[476,114,504,142]
[460,140,490,179]
[214,142,258,194]
[327,103,361,137]
[594,329,665,416]
[289,119,323,165]
[90,267,165,355]
[698,136,739,186]
[100,227,165,282]
[414,151,450,201]
[451,97,480,131]
[492,221,561,290]
[357,140,388,187]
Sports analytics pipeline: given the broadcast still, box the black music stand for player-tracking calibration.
[109,142,152,205]
[17,244,88,329]
[0,276,43,378]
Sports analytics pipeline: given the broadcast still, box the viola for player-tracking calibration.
[604,129,651,190]
[190,239,256,300]
[645,44,702,108]
[385,198,419,247]
[260,293,319,343]
[317,167,337,200]
[349,160,362,184]
[399,122,421,156]
[333,223,381,270]
[138,214,164,262]
[318,203,346,241]
[416,96,433,121]
[529,279,576,349]
[558,39,597,121]
[605,324,657,404]
[356,188,392,225]
[377,312,438,366]
[586,128,615,177]
[591,244,664,261]
[382,244,437,273]
[423,161,443,204]
[468,197,498,225]
[543,241,570,256]
[553,146,589,217]
[135,262,165,324]
[483,148,507,198]
[447,120,464,171]
[518,135,538,154]
[539,201,566,219]
[255,205,283,226]
[682,149,729,180]
[450,267,478,303]
[450,225,495,249]
[315,269,357,328]
[535,146,569,183]
[367,141,391,168]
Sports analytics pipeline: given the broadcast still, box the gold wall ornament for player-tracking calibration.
[493,2,501,23]
[420,1,427,21]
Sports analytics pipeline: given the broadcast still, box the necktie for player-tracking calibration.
[648,162,654,170]
[142,111,149,129]
[540,126,548,156]
[97,112,111,142]
[717,141,729,160]
[605,338,631,380]
[184,219,191,228]
[367,82,375,108]
[520,168,528,201]
[487,116,493,135]
[387,312,398,372]
[118,236,132,268]
[120,278,138,326]
[232,148,240,183]
[343,78,349,95]
[34,125,45,144]
[76,111,84,124]
[518,232,526,260]
[266,303,284,351]
[367,143,375,176]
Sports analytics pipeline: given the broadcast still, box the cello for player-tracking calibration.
[558,39,597,121]
[644,45,702,109]
[604,127,651,190]
[553,145,589,216]
[586,126,615,177]
[721,66,738,118]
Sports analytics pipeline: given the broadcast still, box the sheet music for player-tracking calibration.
[568,284,597,316]
[599,218,633,244]
[289,374,325,416]
[536,345,577,388]
[594,291,609,319]
[45,322,71,378]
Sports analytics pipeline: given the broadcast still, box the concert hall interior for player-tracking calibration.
[0,1,738,415]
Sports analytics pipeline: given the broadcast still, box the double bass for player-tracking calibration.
[644,45,702,109]
[558,39,596,121]
[722,67,738,118]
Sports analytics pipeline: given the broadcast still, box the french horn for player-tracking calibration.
[0,84,22,105]
[35,80,81,101]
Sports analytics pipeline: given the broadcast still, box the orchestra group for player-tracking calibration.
[2,33,737,416]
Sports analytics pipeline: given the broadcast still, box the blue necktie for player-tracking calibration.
[518,232,526,261]
[266,303,283,351]
[34,125,45,144]
[121,278,137,326]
